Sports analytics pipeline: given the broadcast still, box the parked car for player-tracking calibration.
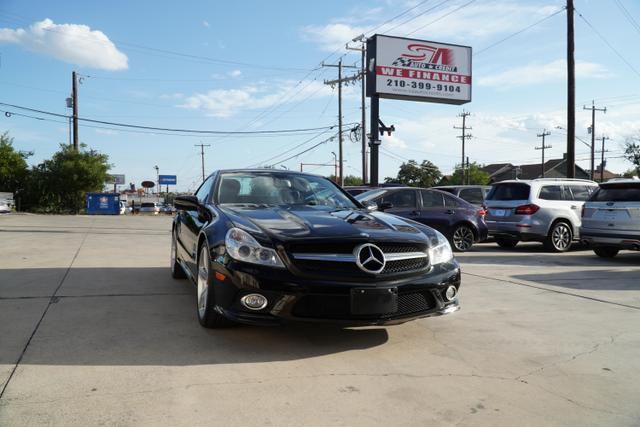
[483,178,598,252]
[119,201,127,215]
[171,169,460,328]
[161,204,176,214]
[139,202,160,215]
[433,185,491,206]
[344,183,408,196]
[0,199,11,213]
[355,187,488,252]
[580,179,640,257]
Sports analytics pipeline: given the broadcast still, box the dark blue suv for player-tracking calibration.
[356,187,488,252]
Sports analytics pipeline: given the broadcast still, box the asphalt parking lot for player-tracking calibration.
[1,214,639,426]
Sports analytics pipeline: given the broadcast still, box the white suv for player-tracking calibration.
[484,178,598,252]
[581,179,640,257]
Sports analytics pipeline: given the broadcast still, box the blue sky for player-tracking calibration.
[1,0,639,191]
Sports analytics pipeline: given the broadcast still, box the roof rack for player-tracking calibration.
[530,178,596,183]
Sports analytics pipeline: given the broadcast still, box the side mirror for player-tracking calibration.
[379,201,393,211]
[363,200,378,212]
[174,195,199,211]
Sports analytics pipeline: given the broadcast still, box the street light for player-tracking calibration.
[154,165,159,196]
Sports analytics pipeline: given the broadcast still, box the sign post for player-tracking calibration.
[366,35,472,184]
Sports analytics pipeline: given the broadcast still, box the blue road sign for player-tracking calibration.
[159,175,177,185]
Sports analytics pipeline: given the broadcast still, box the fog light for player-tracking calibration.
[444,285,457,301]
[240,293,268,310]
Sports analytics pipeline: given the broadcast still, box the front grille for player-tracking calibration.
[292,290,436,319]
[288,241,429,277]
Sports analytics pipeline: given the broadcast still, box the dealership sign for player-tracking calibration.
[109,174,125,185]
[366,35,472,105]
[158,175,177,185]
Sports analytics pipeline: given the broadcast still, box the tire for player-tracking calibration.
[594,246,619,258]
[451,225,475,252]
[170,231,187,279]
[544,221,573,252]
[495,237,518,248]
[196,244,234,328]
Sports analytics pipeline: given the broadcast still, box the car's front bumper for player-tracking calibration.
[209,258,461,326]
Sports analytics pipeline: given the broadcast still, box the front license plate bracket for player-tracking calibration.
[351,288,398,315]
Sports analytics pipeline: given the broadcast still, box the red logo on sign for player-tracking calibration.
[400,44,452,65]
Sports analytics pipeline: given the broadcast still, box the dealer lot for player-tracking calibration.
[0,215,639,426]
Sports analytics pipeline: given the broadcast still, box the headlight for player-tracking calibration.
[225,228,285,268]
[428,230,453,265]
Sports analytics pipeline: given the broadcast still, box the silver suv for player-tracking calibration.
[580,179,640,257]
[484,178,598,252]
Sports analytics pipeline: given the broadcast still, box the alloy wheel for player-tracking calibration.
[197,246,209,318]
[452,226,474,252]
[551,223,572,251]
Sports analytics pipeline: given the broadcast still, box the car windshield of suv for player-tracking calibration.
[486,183,531,200]
[141,202,156,208]
[217,172,357,210]
[591,183,640,201]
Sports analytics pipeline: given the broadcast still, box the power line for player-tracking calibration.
[247,128,335,167]
[381,0,452,35]
[0,101,344,135]
[613,0,640,36]
[575,8,640,79]
[474,7,566,56]
[270,134,338,166]
[406,0,477,36]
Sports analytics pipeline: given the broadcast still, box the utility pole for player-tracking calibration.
[535,129,552,178]
[454,111,472,185]
[465,157,470,185]
[194,143,211,182]
[323,61,359,187]
[583,100,607,180]
[154,165,160,195]
[346,35,367,184]
[72,71,79,151]
[331,151,338,182]
[566,0,575,178]
[597,136,610,182]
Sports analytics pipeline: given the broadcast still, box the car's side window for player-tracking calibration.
[459,188,483,204]
[195,176,215,203]
[569,185,594,201]
[382,190,417,208]
[421,190,445,208]
[443,194,463,208]
[538,185,564,201]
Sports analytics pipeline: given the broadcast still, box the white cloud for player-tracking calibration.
[302,1,562,51]
[0,19,128,70]
[202,20,210,28]
[228,69,242,78]
[301,23,368,52]
[478,59,611,88]
[179,80,332,118]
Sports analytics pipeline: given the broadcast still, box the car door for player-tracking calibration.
[178,175,215,273]
[416,190,450,234]
[379,189,420,220]
[566,184,597,235]
[538,184,576,231]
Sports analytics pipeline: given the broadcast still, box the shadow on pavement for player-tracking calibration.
[0,267,390,367]
[512,269,640,291]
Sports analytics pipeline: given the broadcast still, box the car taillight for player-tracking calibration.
[478,208,487,217]
[514,204,539,215]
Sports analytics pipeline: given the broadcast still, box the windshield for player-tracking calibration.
[217,172,358,210]
[355,189,388,202]
[591,183,640,202]
[486,183,531,201]
[141,203,156,208]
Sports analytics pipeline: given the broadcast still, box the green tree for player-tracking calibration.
[623,134,640,176]
[622,168,638,178]
[385,160,442,187]
[0,132,32,194]
[23,144,112,213]
[327,175,363,186]
[446,162,490,185]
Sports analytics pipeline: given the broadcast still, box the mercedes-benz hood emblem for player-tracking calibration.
[354,243,386,274]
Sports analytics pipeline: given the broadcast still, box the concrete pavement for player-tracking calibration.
[1,214,639,426]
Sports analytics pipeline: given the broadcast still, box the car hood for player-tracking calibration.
[218,205,431,244]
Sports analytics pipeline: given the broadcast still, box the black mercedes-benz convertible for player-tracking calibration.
[171,169,460,328]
